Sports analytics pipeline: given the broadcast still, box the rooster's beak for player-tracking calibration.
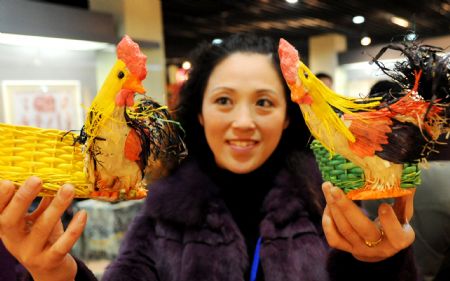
[124,74,146,94]
[291,85,313,105]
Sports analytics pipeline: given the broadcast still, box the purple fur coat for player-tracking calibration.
[10,159,417,280]
[100,159,417,281]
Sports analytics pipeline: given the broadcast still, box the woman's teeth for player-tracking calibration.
[229,140,256,147]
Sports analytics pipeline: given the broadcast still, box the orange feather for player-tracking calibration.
[346,112,393,157]
[125,128,142,161]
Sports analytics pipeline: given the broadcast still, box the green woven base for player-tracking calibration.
[310,140,421,194]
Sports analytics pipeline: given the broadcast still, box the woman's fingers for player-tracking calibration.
[48,220,65,245]
[48,210,87,262]
[0,180,16,213]
[378,203,415,251]
[322,182,416,262]
[322,205,353,252]
[393,190,415,224]
[1,177,42,230]
[31,185,75,249]
[322,183,360,245]
[322,182,380,243]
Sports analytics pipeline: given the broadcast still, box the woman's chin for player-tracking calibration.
[220,161,261,174]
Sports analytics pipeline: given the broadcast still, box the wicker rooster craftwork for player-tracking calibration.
[0,36,186,201]
[279,39,450,200]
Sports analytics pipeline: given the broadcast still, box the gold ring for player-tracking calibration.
[364,228,384,248]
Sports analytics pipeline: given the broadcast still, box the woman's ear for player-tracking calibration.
[198,113,204,126]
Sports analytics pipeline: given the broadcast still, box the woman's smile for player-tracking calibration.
[227,139,259,151]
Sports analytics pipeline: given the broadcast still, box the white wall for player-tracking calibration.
[0,44,98,124]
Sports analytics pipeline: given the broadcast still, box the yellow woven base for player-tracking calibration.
[0,123,92,197]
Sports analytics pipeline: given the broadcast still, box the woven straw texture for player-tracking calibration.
[0,123,92,197]
[310,140,421,194]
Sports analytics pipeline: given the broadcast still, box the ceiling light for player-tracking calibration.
[390,16,409,28]
[405,32,417,41]
[182,61,191,70]
[360,36,371,46]
[286,0,298,3]
[352,16,365,24]
[0,33,110,51]
[212,38,223,45]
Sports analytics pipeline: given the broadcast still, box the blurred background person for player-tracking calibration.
[316,72,333,88]
[367,80,403,100]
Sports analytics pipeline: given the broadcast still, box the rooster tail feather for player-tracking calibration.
[372,43,450,160]
[372,42,450,106]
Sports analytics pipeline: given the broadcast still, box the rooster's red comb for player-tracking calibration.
[117,35,147,81]
[278,38,299,86]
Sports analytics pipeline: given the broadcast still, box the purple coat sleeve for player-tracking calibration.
[0,240,21,281]
[327,247,419,281]
[73,257,98,281]
[12,256,97,281]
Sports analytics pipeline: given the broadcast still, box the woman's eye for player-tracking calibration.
[215,97,231,105]
[256,98,274,107]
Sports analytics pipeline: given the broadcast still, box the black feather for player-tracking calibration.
[371,41,450,107]
[375,119,430,163]
[125,96,187,176]
[369,41,450,163]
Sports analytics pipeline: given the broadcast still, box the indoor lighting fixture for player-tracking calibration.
[390,16,409,28]
[286,0,298,4]
[182,61,191,70]
[360,36,371,46]
[212,38,223,45]
[405,32,417,41]
[0,33,110,51]
[352,16,365,24]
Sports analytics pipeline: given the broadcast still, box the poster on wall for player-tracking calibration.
[1,80,83,130]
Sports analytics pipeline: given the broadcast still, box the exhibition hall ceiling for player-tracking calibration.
[32,0,450,62]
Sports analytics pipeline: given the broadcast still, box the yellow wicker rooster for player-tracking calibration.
[78,35,186,201]
[0,35,185,201]
[278,38,450,200]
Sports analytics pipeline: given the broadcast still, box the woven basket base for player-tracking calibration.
[346,186,415,200]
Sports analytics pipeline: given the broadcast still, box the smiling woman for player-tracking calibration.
[198,53,289,174]
[0,33,418,281]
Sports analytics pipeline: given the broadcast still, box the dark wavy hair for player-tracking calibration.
[174,33,324,221]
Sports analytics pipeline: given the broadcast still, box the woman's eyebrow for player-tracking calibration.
[208,86,235,93]
[255,89,278,95]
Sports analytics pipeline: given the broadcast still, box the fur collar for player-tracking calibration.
[145,159,310,228]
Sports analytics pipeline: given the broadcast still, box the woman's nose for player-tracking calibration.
[231,106,256,130]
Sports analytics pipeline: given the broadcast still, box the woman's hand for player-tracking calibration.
[0,177,87,281]
[321,182,415,262]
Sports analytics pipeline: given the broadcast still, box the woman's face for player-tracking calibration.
[199,52,288,174]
